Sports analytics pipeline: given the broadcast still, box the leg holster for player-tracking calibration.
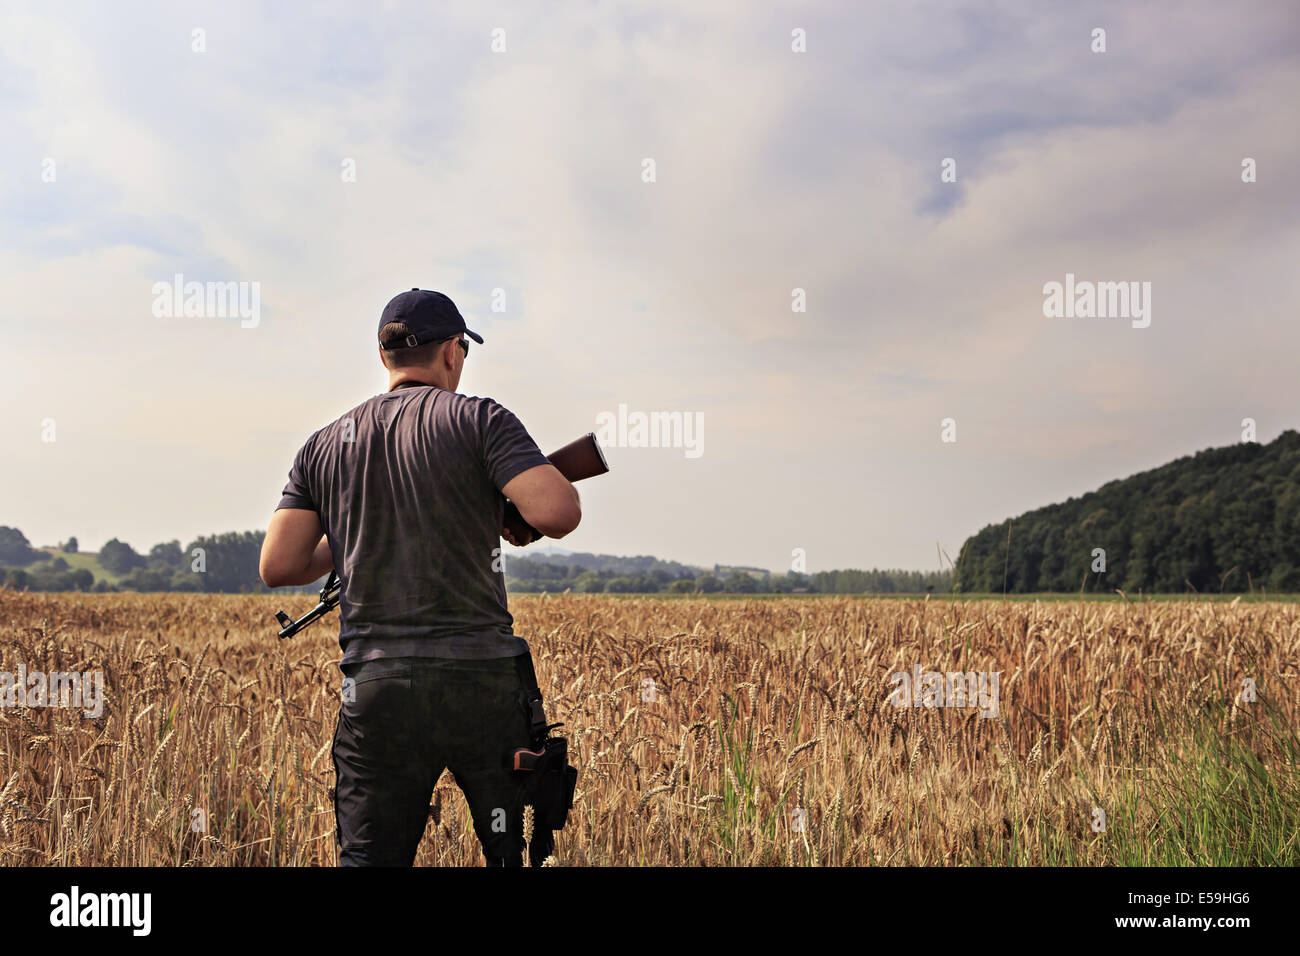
[510,652,578,834]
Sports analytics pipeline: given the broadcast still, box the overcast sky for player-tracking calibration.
[2,1,1298,573]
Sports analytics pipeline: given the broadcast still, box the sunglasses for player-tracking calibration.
[446,335,469,356]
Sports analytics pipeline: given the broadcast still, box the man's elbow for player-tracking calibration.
[536,499,582,539]
[260,557,289,589]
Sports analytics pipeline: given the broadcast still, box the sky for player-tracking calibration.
[1,0,1298,574]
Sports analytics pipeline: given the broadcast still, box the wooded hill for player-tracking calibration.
[954,430,1300,593]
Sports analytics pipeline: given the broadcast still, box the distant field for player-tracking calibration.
[585,590,1300,603]
[0,592,1296,866]
[32,548,125,584]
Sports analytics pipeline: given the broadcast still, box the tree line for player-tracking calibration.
[0,528,312,593]
[0,525,953,595]
[502,557,953,594]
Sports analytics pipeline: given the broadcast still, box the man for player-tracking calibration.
[259,288,581,866]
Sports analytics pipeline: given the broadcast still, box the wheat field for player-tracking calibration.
[0,591,1296,866]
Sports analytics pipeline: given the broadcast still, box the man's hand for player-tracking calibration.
[500,463,581,540]
[501,499,541,546]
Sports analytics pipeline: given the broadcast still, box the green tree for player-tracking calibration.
[574,571,606,593]
[100,538,146,574]
[0,527,40,567]
[119,567,174,592]
[149,540,185,569]
[724,572,758,593]
[169,571,202,593]
[185,531,269,593]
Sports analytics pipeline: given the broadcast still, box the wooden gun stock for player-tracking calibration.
[503,432,609,545]
[545,432,610,482]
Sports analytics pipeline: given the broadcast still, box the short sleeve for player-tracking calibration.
[479,399,551,491]
[276,440,317,511]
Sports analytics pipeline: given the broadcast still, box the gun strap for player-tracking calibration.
[514,651,549,741]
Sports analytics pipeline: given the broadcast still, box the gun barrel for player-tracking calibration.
[275,572,341,639]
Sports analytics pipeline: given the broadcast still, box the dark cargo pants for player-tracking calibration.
[331,653,553,866]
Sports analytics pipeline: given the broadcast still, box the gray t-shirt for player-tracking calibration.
[276,383,550,665]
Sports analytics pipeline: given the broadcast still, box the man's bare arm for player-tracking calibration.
[261,508,333,587]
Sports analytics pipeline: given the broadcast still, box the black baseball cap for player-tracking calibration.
[378,288,484,350]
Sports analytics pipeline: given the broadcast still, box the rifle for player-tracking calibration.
[274,570,342,640]
[272,431,609,639]
[502,431,609,546]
